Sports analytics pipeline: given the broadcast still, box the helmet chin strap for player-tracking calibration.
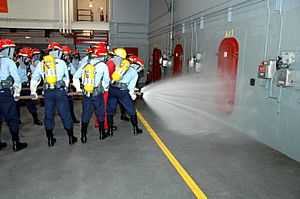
[9,47,15,59]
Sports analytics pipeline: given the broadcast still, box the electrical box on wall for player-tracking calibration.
[258,60,276,79]
[277,69,294,87]
[280,51,296,65]
[188,57,194,68]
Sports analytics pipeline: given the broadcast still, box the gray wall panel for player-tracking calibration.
[149,0,300,161]
[110,0,149,83]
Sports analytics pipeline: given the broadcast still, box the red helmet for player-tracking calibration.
[94,43,106,49]
[86,47,93,54]
[48,42,62,50]
[73,49,79,55]
[93,43,107,57]
[62,45,71,55]
[18,47,32,57]
[0,39,16,50]
[31,48,40,55]
[128,55,144,67]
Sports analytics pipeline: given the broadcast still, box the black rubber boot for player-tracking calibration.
[32,112,43,126]
[112,125,118,131]
[69,97,80,124]
[107,115,114,137]
[12,135,27,152]
[0,141,7,150]
[133,126,143,135]
[99,122,108,140]
[73,118,80,124]
[130,115,143,136]
[46,129,56,147]
[120,113,130,121]
[67,128,78,145]
[120,105,130,121]
[81,122,88,143]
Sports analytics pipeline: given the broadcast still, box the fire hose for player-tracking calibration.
[21,86,43,91]
[15,92,82,100]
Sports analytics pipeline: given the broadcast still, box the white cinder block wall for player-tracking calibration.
[149,0,300,162]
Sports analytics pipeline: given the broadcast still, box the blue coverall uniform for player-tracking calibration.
[31,58,76,145]
[66,60,79,123]
[15,62,42,125]
[106,66,143,136]
[73,57,110,142]
[75,59,110,123]
[0,57,28,151]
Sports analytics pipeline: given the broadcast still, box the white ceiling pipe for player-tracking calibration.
[66,0,69,33]
[69,0,72,33]
[59,0,62,33]
[62,0,65,34]
[169,0,174,55]
[104,0,107,22]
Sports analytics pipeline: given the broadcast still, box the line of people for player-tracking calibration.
[0,39,145,152]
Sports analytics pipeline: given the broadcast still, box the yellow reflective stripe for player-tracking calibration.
[137,110,208,199]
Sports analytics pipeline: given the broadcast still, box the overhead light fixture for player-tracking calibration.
[89,0,94,8]
[25,36,31,39]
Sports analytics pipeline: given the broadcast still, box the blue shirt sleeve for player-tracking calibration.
[30,64,36,74]
[31,61,43,81]
[103,64,110,84]
[70,62,77,76]
[127,70,138,92]
[8,59,22,84]
[62,60,69,81]
[73,64,84,79]
[17,65,28,83]
[118,68,138,92]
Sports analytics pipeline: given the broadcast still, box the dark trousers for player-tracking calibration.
[82,93,104,123]
[0,89,19,138]
[15,89,37,118]
[106,86,136,116]
[68,96,77,121]
[119,102,127,115]
[44,88,73,130]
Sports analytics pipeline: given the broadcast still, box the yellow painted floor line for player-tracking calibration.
[137,110,208,199]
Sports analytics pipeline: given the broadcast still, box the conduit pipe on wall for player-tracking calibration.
[194,20,198,54]
[190,19,194,58]
[277,0,283,55]
[263,0,270,59]
[150,0,266,39]
[169,0,174,55]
